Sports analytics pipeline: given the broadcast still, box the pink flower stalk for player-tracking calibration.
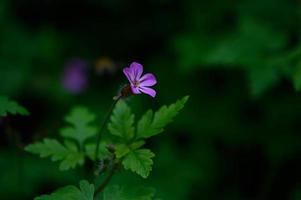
[123,62,157,97]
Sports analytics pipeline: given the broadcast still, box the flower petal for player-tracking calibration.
[139,86,156,97]
[123,67,134,83]
[130,85,141,94]
[130,62,143,80]
[139,73,157,87]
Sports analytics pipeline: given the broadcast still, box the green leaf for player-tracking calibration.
[122,149,155,178]
[115,144,130,159]
[137,110,154,139]
[59,151,84,171]
[34,186,80,200]
[137,96,189,139]
[34,180,94,200]
[103,185,156,200]
[79,180,95,200]
[130,140,145,150]
[25,139,84,171]
[115,140,145,159]
[60,107,98,147]
[108,100,135,140]
[65,107,96,126]
[0,96,29,117]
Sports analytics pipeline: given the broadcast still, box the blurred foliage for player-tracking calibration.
[103,185,158,200]
[25,107,100,171]
[1,0,301,199]
[35,180,94,200]
[0,96,29,116]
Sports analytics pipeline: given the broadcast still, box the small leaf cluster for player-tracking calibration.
[108,96,189,178]
[0,95,29,117]
[28,96,189,199]
[25,107,103,170]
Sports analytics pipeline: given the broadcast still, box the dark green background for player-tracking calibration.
[1,0,301,199]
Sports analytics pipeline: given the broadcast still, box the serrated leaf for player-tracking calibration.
[65,107,96,126]
[137,110,153,138]
[60,107,98,147]
[34,186,80,200]
[103,185,156,200]
[59,151,84,171]
[79,180,95,200]
[25,139,84,171]
[122,149,155,178]
[34,180,94,200]
[25,138,68,161]
[137,96,189,139]
[0,96,29,117]
[108,100,135,140]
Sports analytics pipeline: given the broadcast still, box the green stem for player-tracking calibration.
[94,164,117,199]
[94,96,121,163]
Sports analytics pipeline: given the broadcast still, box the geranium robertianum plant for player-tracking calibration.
[25,62,189,200]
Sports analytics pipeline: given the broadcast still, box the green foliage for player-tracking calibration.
[0,96,29,117]
[85,142,109,161]
[247,66,280,97]
[293,61,301,91]
[173,1,301,97]
[34,180,94,200]
[106,96,188,178]
[114,144,130,159]
[25,139,84,171]
[114,141,145,159]
[61,107,98,148]
[122,149,155,178]
[108,100,135,141]
[25,106,99,170]
[26,96,188,197]
[103,185,156,200]
[136,96,189,139]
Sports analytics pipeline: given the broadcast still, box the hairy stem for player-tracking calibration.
[94,96,121,163]
[94,163,117,198]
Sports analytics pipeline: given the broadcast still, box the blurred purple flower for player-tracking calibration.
[123,62,157,97]
[61,58,88,94]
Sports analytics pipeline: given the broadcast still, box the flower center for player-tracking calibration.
[133,80,140,87]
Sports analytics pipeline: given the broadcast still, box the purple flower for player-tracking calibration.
[123,62,157,97]
[61,58,88,94]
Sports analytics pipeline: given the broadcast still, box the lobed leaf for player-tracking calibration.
[65,107,96,126]
[0,96,29,117]
[34,180,94,200]
[136,96,189,139]
[25,139,84,171]
[122,149,155,178]
[60,107,98,147]
[108,100,135,141]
